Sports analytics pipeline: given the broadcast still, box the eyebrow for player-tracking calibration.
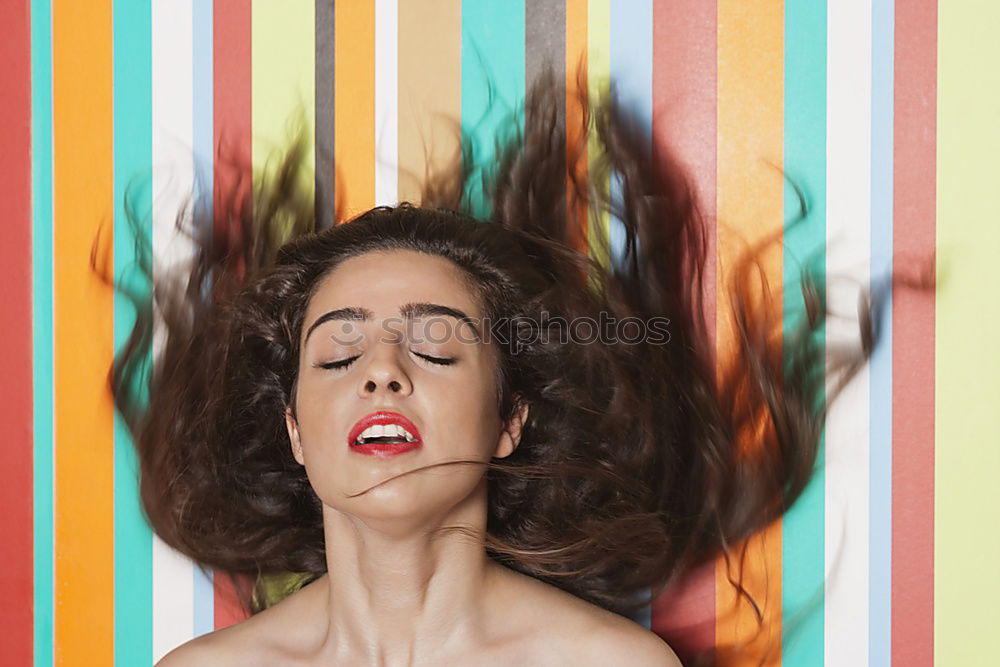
[303,301,482,345]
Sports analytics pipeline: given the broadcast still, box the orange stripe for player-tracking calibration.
[715,1,784,664]
[397,0,461,206]
[566,0,588,257]
[335,0,375,220]
[53,1,115,663]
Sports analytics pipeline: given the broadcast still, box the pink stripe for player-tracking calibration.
[0,0,34,661]
[650,0,718,348]
[213,0,255,630]
[892,1,936,665]
[649,1,718,661]
[213,0,253,287]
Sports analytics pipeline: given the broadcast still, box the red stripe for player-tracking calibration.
[0,0,35,663]
[649,1,718,661]
[213,0,253,286]
[213,573,254,631]
[213,0,255,629]
[892,1,936,665]
[0,0,36,662]
[651,0,718,349]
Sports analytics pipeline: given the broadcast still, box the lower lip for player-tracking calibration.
[349,440,422,457]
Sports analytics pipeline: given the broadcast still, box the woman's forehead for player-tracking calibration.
[304,249,484,327]
[310,250,476,308]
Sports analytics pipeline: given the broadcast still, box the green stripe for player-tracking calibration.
[936,2,1000,662]
[586,0,609,272]
[31,1,54,665]
[781,2,827,664]
[461,0,525,219]
[113,0,153,663]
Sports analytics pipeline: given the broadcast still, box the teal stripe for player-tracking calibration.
[31,1,54,665]
[113,0,154,664]
[781,2,827,665]
[460,0,525,219]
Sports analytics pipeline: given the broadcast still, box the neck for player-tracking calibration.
[313,480,499,665]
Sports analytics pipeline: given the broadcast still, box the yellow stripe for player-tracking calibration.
[715,1,785,664]
[252,0,316,200]
[53,1,115,663]
[586,0,609,274]
[936,2,1000,662]
[335,0,376,219]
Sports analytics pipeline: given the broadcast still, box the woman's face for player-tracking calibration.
[285,249,527,526]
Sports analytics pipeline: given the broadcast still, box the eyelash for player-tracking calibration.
[317,352,455,371]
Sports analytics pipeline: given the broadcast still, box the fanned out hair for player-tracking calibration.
[105,72,930,665]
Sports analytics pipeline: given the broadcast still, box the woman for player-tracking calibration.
[111,77,888,665]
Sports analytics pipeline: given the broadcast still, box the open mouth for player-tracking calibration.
[347,411,423,457]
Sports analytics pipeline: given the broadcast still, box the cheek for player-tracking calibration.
[442,372,502,457]
[297,421,344,490]
[292,377,355,500]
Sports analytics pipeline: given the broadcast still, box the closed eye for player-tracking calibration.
[315,352,455,371]
[414,352,456,366]
[317,356,359,370]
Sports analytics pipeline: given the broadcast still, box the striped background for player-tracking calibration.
[1,1,997,665]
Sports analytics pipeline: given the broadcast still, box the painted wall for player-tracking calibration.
[1,1,996,665]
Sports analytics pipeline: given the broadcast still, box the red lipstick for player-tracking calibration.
[347,411,423,457]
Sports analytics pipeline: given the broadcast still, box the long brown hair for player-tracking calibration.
[107,73,927,663]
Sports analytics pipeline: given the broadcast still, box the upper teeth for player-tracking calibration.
[356,423,417,443]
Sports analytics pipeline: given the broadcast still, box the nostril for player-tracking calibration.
[364,379,403,392]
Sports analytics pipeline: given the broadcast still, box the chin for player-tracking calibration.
[326,475,486,534]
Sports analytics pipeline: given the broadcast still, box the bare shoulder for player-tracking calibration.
[155,579,323,666]
[155,630,235,666]
[580,620,682,666]
[492,566,681,666]
[155,613,294,667]
[557,600,681,666]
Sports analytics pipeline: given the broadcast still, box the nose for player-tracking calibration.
[357,346,413,398]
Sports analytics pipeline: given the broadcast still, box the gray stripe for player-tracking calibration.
[525,0,565,127]
[525,0,566,225]
[315,0,335,230]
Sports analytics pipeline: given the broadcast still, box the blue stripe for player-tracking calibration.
[781,2,827,664]
[194,566,215,638]
[193,0,214,223]
[869,2,894,665]
[31,2,54,665]
[192,0,216,637]
[609,0,652,279]
[460,0,526,219]
[191,0,215,637]
[113,0,154,664]
[610,0,652,629]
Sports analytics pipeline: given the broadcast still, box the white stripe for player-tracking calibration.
[825,2,873,665]
[152,0,197,661]
[374,0,398,206]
